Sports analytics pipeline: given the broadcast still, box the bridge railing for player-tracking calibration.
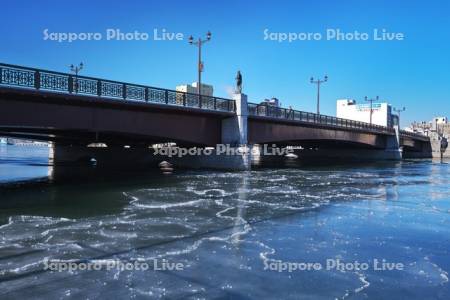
[248,103,429,139]
[248,102,396,134]
[399,129,429,140]
[0,63,235,113]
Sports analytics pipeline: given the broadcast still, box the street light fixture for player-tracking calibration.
[310,75,328,115]
[70,62,84,93]
[188,31,212,95]
[364,95,379,124]
[393,107,406,127]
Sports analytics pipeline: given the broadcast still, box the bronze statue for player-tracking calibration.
[235,71,242,93]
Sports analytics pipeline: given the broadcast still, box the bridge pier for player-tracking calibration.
[49,143,160,168]
[156,93,252,171]
[214,92,251,170]
[383,126,403,160]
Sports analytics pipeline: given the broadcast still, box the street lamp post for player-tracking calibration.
[310,75,328,115]
[188,31,211,96]
[393,107,406,127]
[70,62,83,93]
[365,96,379,124]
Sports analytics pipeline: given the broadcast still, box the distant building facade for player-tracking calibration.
[260,98,280,107]
[336,99,395,127]
[407,116,449,158]
[176,82,213,96]
[431,117,448,131]
[408,117,449,136]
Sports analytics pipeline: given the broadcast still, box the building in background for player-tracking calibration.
[336,99,395,127]
[431,117,448,131]
[260,97,280,107]
[176,82,213,96]
[406,116,449,158]
[407,117,449,136]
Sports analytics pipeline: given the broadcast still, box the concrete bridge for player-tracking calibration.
[0,63,431,170]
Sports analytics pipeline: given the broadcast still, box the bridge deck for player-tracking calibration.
[0,62,428,142]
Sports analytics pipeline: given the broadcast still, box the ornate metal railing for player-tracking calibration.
[248,102,394,134]
[399,129,429,140]
[248,102,426,139]
[0,63,235,112]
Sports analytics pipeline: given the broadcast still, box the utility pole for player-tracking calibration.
[364,96,379,124]
[70,62,84,94]
[188,31,212,95]
[310,75,328,115]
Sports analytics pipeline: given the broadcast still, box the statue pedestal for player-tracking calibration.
[222,93,248,145]
[219,93,250,170]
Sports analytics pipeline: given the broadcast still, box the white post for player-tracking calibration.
[219,93,251,170]
[233,93,248,145]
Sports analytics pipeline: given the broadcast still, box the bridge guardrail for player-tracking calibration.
[248,102,427,139]
[248,102,395,134]
[399,129,429,140]
[0,63,235,113]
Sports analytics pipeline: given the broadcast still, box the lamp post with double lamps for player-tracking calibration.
[70,62,84,94]
[310,75,328,115]
[188,31,212,96]
[365,96,379,124]
[393,107,406,127]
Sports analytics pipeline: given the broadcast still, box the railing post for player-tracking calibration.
[145,88,149,102]
[68,75,73,93]
[165,90,169,104]
[183,93,186,106]
[199,95,202,108]
[214,97,217,110]
[122,84,126,99]
[0,67,3,84]
[97,80,101,96]
[34,71,40,90]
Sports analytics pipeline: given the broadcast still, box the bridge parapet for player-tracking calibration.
[248,102,429,141]
[248,102,395,135]
[0,63,235,113]
[399,129,429,142]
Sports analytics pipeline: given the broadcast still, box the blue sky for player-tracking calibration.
[1,0,449,126]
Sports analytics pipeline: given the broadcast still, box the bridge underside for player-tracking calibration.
[401,136,433,158]
[0,88,231,147]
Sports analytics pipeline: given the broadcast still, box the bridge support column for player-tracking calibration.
[215,92,251,170]
[383,126,403,160]
[49,143,160,167]
[49,143,94,165]
[222,93,248,145]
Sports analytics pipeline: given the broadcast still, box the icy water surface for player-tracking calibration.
[0,145,449,299]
